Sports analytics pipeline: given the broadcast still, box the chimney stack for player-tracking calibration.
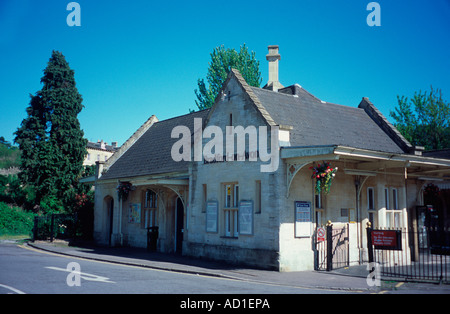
[263,45,284,92]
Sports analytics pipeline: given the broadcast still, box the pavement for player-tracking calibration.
[23,240,450,293]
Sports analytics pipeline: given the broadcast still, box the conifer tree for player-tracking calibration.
[14,51,87,212]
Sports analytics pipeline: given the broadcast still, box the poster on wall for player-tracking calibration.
[239,200,253,235]
[206,201,218,233]
[295,201,311,237]
[128,203,141,223]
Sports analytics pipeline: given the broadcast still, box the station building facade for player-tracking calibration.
[92,47,450,271]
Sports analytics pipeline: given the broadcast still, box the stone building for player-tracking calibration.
[84,140,119,166]
[92,46,450,271]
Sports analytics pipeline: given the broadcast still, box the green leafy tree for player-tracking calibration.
[194,44,262,110]
[0,141,20,169]
[390,87,450,150]
[0,136,12,148]
[14,51,87,212]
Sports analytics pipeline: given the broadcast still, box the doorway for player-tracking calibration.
[175,197,184,254]
[104,196,114,246]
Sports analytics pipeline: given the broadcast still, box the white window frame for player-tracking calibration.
[224,183,239,237]
[386,187,402,228]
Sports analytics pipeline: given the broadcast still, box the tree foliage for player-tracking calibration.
[0,141,20,169]
[194,44,262,110]
[0,202,35,236]
[390,87,450,150]
[14,51,87,212]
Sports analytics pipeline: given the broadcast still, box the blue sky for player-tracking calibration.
[1,0,449,146]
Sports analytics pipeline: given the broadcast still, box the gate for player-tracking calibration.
[315,223,349,271]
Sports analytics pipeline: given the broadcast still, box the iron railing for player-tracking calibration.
[368,227,450,283]
[33,214,77,242]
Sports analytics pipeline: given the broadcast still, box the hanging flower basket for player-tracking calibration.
[424,183,440,198]
[117,182,133,201]
[311,161,338,195]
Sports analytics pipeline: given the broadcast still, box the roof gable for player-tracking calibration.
[100,109,210,180]
[205,68,277,128]
[203,68,407,154]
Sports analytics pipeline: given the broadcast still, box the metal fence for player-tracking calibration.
[33,214,77,242]
[368,227,450,283]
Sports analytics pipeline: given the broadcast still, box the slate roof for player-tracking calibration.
[87,141,119,153]
[100,69,407,181]
[423,149,450,160]
[251,86,406,154]
[100,109,210,180]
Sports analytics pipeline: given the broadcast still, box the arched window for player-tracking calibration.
[143,190,158,228]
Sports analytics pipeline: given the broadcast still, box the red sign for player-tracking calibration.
[371,230,402,250]
[317,227,326,242]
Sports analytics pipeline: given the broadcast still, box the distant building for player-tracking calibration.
[84,140,119,166]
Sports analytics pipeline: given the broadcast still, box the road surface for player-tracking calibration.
[0,242,352,295]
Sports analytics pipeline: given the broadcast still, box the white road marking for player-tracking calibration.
[0,283,26,294]
[45,266,116,283]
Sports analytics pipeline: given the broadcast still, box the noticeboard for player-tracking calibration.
[295,201,312,238]
[371,230,402,250]
[206,201,218,233]
[238,200,253,235]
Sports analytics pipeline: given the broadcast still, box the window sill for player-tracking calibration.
[221,236,238,239]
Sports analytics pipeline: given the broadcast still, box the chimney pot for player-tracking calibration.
[263,45,284,92]
[266,45,281,60]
